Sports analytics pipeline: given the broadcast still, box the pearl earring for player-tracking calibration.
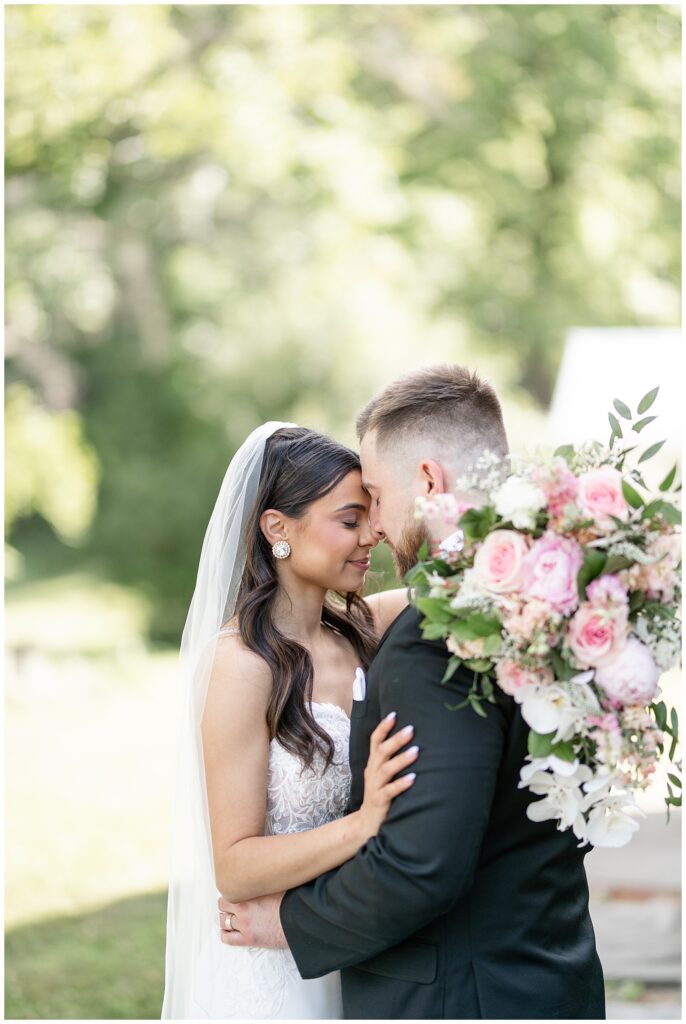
[272,540,291,559]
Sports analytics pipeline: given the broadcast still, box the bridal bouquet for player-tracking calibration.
[407,388,681,848]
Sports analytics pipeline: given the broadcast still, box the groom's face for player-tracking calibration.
[359,429,431,579]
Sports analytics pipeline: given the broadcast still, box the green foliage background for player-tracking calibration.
[5,3,680,640]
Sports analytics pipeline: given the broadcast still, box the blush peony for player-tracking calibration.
[594,636,661,706]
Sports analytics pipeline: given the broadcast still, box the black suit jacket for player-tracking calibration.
[280,606,605,1019]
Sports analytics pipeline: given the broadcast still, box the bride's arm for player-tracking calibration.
[202,636,417,903]
[364,589,410,638]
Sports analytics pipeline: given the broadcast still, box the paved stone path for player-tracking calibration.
[587,810,681,1019]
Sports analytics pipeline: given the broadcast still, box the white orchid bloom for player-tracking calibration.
[584,793,645,848]
[520,753,581,784]
[524,767,589,838]
[581,766,617,807]
[516,683,585,741]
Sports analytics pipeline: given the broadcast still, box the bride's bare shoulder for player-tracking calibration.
[212,626,272,696]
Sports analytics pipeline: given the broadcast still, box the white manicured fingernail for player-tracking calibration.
[384,711,396,721]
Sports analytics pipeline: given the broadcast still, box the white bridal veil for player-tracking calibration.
[161,421,296,1019]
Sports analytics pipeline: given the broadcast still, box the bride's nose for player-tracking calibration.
[358,518,377,550]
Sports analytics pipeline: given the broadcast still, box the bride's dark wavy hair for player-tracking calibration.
[233,427,377,771]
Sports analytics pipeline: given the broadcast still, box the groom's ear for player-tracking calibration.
[417,459,447,496]
[259,509,289,545]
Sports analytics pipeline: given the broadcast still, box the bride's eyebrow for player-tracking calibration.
[333,502,368,513]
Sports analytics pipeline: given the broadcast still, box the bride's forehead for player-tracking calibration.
[318,470,369,507]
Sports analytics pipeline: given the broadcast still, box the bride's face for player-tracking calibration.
[286,470,376,591]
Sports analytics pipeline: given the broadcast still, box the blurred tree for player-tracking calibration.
[4,4,680,639]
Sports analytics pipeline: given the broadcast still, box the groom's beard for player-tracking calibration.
[390,517,431,580]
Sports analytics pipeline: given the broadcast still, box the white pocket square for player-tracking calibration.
[352,667,367,701]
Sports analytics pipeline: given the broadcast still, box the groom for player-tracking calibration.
[219,365,606,1019]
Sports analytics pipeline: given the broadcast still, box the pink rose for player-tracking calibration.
[495,659,554,696]
[594,636,661,705]
[578,467,627,527]
[473,529,530,593]
[521,531,584,615]
[567,602,629,668]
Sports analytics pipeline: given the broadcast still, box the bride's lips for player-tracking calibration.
[348,559,370,570]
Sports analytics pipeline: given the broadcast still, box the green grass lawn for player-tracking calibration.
[5,574,175,1019]
[5,891,167,1019]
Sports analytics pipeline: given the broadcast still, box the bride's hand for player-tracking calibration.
[357,713,418,840]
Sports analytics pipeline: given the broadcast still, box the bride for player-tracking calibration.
[161,422,415,1019]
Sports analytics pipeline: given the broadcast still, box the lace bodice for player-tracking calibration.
[217,627,353,838]
[266,701,352,836]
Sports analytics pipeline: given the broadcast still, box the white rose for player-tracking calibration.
[493,476,547,530]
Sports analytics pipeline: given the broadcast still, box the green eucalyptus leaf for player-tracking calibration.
[441,656,461,684]
[657,501,682,525]
[653,701,667,730]
[632,415,657,434]
[659,464,678,492]
[469,696,488,718]
[667,773,682,789]
[622,480,644,508]
[670,707,679,738]
[638,440,666,464]
[637,386,659,414]
[613,398,632,420]
[608,412,622,439]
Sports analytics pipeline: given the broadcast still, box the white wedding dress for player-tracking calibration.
[189,632,351,1019]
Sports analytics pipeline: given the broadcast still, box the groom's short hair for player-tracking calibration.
[356,364,509,472]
